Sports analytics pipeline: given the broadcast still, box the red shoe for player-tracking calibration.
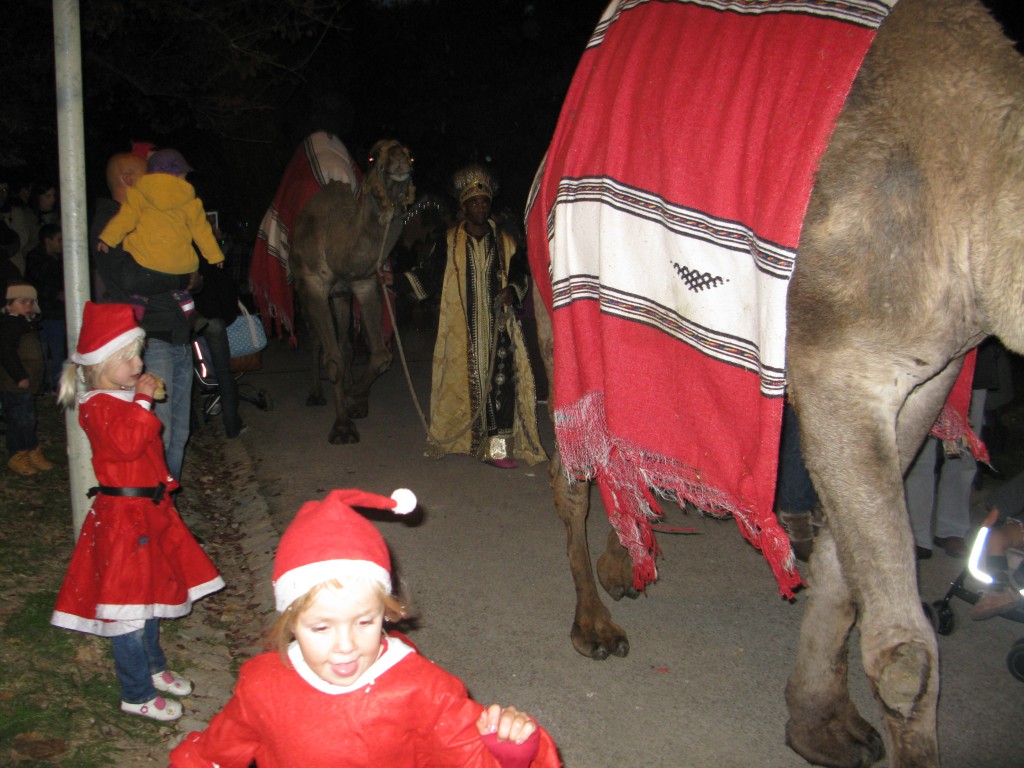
[489,458,518,469]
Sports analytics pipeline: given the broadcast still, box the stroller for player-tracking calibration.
[191,303,273,427]
[925,516,1024,681]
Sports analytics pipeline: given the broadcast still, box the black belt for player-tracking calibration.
[88,483,167,504]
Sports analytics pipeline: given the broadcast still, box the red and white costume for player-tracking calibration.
[170,635,560,768]
[50,390,224,637]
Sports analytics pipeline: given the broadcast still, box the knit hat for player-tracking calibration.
[71,302,145,366]
[273,488,417,612]
[6,283,37,302]
[147,148,193,176]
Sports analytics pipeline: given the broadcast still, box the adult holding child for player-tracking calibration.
[92,148,221,481]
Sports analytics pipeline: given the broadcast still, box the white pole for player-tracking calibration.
[52,0,96,537]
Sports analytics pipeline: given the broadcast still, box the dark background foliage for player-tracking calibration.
[2,0,1021,240]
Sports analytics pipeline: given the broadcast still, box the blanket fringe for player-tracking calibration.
[556,392,803,598]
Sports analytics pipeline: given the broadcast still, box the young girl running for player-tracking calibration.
[51,302,224,721]
[170,488,560,767]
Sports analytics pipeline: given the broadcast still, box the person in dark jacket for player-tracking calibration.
[1,280,54,475]
[195,251,244,438]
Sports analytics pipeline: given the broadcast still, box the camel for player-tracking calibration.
[526,0,1024,765]
[289,139,415,444]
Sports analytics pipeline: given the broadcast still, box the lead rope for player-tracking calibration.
[376,213,430,435]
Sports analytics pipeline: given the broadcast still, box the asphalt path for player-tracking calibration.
[227,320,1022,768]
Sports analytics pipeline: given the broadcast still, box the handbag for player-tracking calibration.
[225,300,267,359]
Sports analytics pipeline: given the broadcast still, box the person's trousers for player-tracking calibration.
[0,390,38,453]
[111,620,166,704]
[906,388,987,547]
[143,338,192,480]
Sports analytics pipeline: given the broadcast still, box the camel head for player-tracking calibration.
[366,139,416,214]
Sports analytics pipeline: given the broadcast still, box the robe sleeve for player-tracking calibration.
[167,666,263,768]
[99,188,142,247]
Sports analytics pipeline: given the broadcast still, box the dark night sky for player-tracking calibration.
[9,0,1024,240]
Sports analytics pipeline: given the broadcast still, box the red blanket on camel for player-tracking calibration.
[525,0,986,599]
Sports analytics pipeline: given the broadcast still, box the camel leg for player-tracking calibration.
[296,273,359,444]
[324,289,359,444]
[597,530,640,601]
[552,450,630,660]
[347,279,393,420]
[786,356,953,767]
[786,529,885,768]
[306,317,327,407]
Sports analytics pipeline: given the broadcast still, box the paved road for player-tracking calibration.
[221,324,1021,768]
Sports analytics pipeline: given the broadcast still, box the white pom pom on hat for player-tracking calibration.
[272,488,418,612]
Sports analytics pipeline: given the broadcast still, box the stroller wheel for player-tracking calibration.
[1006,640,1024,682]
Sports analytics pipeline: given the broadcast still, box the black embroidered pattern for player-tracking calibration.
[672,262,726,292]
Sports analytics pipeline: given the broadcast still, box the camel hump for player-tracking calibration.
[291,180,361,260]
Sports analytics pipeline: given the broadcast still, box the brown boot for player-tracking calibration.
[8,451,38,476]
[26,446,54,471]
[970,585,1021,621]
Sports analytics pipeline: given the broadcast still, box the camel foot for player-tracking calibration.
[570,620,630,661]
[306,393,327,407]
[786,702,884,768]
[328,421,360,444]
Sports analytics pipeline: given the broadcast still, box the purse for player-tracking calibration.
[225,300,268,359]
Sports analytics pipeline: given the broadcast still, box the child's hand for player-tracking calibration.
[135,373,160,399]
[96,241,109,253]
[477,704,537,744]
[17,378,29,390]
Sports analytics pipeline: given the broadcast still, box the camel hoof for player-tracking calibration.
[328,425,360,444]
[306,394,327,407]
[570,622,630,661]
[785,702,884,768]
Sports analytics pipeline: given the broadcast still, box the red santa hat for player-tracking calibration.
[71,302,146,366]
[273,488,417,612]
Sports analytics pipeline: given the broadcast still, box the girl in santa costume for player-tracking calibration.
[170,488,561,767]
[51,301,225,722]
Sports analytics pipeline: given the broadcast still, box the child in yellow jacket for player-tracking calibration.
[98,148,224,332]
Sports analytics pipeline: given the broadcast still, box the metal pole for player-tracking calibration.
[53,0,96,537]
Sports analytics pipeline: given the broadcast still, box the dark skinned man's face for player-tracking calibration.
[462,195,492,228]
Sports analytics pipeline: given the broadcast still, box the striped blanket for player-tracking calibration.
[250,132,361,344]
[526,0,903,598]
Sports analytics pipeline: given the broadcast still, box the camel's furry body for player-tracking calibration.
[535,1,1024,765]
[289,140,414,444]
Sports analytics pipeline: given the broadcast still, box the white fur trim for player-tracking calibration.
[71,327,145,366]
[390,488,417,515]
[274,559,391,612]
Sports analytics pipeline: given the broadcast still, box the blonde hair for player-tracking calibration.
[269,577,410,659]
[57,337,146,409]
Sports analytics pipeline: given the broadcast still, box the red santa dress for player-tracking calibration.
[50,390,224,637]
[169,634,561,768]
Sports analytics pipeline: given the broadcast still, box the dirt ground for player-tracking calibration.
[208,323,1023,768]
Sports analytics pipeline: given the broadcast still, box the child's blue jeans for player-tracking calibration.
[111,620,167,704]
[0,390,38,454]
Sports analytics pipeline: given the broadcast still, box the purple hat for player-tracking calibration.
[147,148,193,176]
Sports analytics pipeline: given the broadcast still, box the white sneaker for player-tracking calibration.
[121,695,182,721]
[152,670,194,696]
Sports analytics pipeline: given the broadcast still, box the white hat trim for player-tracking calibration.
[274,559,391,612]
[71,327,145,366]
